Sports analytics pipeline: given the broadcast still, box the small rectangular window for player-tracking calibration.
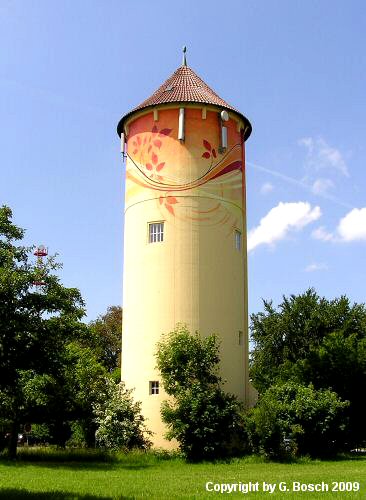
[149,381,159,395]
[238,331,243,346]
[149,222,164,243]
[235,230,242,251]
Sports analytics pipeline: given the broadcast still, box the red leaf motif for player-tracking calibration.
[152,126,158,134]
[156,162,165,172]
[159,128,172,136]
[149,136,151,143]
[167,196,178,204]
[202,152,211,159]
[203,140,211,151]
[146,163,153,170]
[159,196,163,205]
[165,203,175,215]
[212,148,217,158]
[148,145,152,153]
[133,149,138,155]
[152,152,158,165]
[143,137,147,145]
[153,139,162,149]
[137,136,141,145]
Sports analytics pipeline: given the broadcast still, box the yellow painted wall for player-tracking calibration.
[121,106,249,447]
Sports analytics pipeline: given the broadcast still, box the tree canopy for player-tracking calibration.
[0,206,85,456]
[0,206,144,457]
[250,288,366,448]
[87,305,122,374]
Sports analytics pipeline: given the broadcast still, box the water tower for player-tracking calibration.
[117,49,252,447]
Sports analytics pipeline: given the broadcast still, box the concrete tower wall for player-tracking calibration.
[121,105,249,447]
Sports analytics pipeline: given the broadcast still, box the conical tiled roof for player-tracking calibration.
[117,65,251,140]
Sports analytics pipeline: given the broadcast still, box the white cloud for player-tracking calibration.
[298,137,314,154]
[248,201,322,252]
[260,182,274,195]
[337,208,366,241]
[312,226,335,242]
[311,178,334,195]
[312,207,366,243]
[304,262,329,272]
[298,137,349,177]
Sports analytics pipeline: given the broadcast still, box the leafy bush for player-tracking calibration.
[65,421,88,448]
[245,382,349,459]
[156,325,244,460]
[28,423,51,445]
[93,379,151,451]
[161,383,244,460]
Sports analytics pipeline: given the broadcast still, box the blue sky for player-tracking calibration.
[1,0,365,322]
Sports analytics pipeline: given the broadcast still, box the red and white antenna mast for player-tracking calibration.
[33,244,48,289]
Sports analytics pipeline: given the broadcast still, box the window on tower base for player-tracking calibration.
[149,381,159,395]
[148,222,164,243]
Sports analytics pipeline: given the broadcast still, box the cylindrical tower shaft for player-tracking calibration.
[118,63,251,447]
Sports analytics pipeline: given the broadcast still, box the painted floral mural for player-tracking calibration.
[124,108,244,230]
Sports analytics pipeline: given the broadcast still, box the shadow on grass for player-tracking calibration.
[322,452,366,462]
[0,450,167,471]
[0,459,152,471]
[6,449,116,463]
[0,489,132,499]
[249,452,366,465]
[187,452,366,466]
[0,448,180,471]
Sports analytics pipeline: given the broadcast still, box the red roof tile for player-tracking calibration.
[117,65,251,140]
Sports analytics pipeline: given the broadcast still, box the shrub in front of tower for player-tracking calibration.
[156,324,245,461]
[244,382,349,459]
[93,378,152,451]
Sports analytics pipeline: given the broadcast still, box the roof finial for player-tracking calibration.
[182,46,187,66]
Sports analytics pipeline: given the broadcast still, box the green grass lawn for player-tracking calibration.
[0,449,365,499]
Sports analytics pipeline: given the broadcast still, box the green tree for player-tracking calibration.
[245,382,349,459]
[87,306,122,374]
[156,325,244,460]
[293,330,366,446]
[60,342,110,447]
[0,206,85,457]
[250,289,366,446]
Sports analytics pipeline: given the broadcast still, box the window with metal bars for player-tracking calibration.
[149,222,164,243]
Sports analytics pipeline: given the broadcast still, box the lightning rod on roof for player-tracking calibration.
[182,46,187,66]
